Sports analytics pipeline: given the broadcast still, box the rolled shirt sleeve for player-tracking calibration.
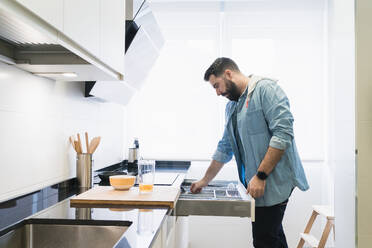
[212,127,234,163]
[212,103,234,164]
[260,81,294,151]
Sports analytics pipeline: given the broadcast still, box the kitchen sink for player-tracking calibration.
[0,219,132,248]
[175,179,255,219]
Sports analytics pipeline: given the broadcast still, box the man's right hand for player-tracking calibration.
[190,179,208,194]
[190,160,224,194]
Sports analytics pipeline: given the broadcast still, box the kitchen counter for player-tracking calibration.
[31,169,186,248]
[0,162,189,248]
[1,161,254,248]
[27,198,170,248]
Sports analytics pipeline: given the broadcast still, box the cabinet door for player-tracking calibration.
[152,228,163,248]
[64,0,100,58]
[16,0,63,31]
[100,0,125,74]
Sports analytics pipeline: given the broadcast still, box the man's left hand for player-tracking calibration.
[246,175,266,198]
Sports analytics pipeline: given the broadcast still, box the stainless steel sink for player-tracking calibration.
[0,219,131,248]
[175,179,255,219]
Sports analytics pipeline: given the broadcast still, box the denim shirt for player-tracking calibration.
[212,76,309,207]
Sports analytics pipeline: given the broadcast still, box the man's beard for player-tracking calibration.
[223,78,241,101]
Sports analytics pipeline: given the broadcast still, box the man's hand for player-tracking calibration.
[190,160,224,194]
[190,179,208,194]
[246,175,266,198]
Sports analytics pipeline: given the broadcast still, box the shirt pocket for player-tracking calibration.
[246,109,268,135]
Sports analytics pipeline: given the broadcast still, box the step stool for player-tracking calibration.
[297,205,335,248]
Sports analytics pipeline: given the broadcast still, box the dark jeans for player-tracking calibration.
[252,199,289,248]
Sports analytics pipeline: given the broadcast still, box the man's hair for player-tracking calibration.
[204,57,240,81]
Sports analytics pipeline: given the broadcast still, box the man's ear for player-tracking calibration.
[224,69,233,80]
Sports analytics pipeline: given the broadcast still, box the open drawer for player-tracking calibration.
[174,179,255,221]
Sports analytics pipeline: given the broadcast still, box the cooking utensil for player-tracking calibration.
[74,140,80,154]
[77,133,83,153]
[89,136,101,154]
[69,136,76,152]
[85,132,89,154]
[88,137,94,154]
[70,133,100,154]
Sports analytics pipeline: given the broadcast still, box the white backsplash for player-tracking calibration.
[0,62,126,202]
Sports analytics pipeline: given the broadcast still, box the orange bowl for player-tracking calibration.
[109,175,136,190]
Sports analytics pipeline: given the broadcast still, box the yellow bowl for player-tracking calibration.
[109,175,136,190]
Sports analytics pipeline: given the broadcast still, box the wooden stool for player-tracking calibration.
[297,205,335,248]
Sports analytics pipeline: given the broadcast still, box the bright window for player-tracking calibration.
[127,1,326,161]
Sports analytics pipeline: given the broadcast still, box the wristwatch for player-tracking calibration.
[256,171,268,180]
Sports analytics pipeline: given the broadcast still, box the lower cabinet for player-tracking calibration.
[175,217,189,248]
[151,209,186,248]
[150,212,174,248]
[161,211,176,248]
[152,229,163,248]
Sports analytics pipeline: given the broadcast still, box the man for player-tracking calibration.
[190,57,309,248]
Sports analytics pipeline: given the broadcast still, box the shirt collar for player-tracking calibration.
[247,74,265,96]
[238,74,260,102]
[238,83,249,102]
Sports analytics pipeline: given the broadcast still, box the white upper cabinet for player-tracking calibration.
[100,0,125,74]
[16,0,63,31]
[10,0,126,80]
[63,0,100,59]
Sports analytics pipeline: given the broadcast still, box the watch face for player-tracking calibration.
[257,171,268,180]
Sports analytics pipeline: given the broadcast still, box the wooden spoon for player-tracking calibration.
[69,136,76,152]
[89,136,101,154]
[74,140,80,154]
[77,133,82,153]
[85,132,89,154]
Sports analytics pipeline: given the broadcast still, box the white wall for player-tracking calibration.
[0,62,126,202]
[327,0,356,247]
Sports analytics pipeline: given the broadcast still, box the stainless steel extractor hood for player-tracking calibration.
[0,1,120,81]
[124,0,164,90]
[85,0,164,105]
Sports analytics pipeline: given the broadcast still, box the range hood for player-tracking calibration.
[0,1,120,81]
[86,0,164,105]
